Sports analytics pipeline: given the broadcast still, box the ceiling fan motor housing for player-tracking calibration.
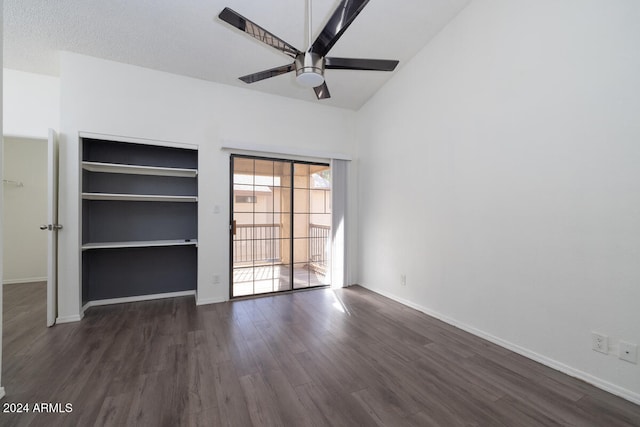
[295,52,325,87]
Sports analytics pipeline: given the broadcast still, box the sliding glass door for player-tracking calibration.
[231,155,331,298]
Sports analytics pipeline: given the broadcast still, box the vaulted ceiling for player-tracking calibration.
[4,0,470,110]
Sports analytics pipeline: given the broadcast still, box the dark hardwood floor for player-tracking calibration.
[2,282,639,426]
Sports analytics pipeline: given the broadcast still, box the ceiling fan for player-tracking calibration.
[218,0,399,99]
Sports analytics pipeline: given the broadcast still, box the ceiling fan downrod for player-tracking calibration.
[296,0,325,88]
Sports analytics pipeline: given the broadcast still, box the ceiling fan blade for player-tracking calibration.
[239,63,296,84]
[325,57,399,71]
[309,0,370,57]
[313,82,331,100]
[219,8,301,58]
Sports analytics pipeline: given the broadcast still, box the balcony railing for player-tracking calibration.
[309,224,330,273]
[233,224,281,265]
[233,223,330,270]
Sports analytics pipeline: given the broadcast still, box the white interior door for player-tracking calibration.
[43,129,60,327]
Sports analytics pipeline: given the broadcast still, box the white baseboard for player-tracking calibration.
[0,387,6,400]
[362,285,640,406]
[3,277,47,285]
[56,313,83,324]
[83,290,196,311]
[196,295,226,306]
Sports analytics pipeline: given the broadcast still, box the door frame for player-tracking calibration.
[1,133,57,326]
[46,129,59,326]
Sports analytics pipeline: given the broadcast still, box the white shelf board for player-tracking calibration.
[82,239,198,251]
[82,193,198,202]
[82,161,197,177]
[79,131,198,150]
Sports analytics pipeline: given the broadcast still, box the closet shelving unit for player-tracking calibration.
[80,133,198,306]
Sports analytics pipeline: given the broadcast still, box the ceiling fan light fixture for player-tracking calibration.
[296,70,325,88]
[295,52,325,87]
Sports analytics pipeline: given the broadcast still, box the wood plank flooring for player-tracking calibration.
[2,282,640,426]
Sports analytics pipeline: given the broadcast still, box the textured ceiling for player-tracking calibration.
[4,0,470,110]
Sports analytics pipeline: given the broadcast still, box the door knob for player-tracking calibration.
[40,224,62,231]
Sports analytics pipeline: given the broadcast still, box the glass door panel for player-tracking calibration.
[292,262,310,289]
[293,189,310,213]
[231,155,330,298]
[294,163,310,188]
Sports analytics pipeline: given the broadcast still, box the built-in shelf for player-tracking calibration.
[82,193,198,202]
[82,239,198,251]
[81,136,198,304]
[82,161,198,178]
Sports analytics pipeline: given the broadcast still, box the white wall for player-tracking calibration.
[3,69,60,138]
[2,137,48,283]
[356,0,640,402]
[58,52,356,321]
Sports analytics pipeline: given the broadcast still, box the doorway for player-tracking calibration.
[2,137,49,327]
[230,155,331,298]
[2,137,48,284]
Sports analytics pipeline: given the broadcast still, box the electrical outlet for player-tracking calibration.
[619,341,638,364]
[212,275,220,284]
[400,274,406,286]
[592,332,608,354]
